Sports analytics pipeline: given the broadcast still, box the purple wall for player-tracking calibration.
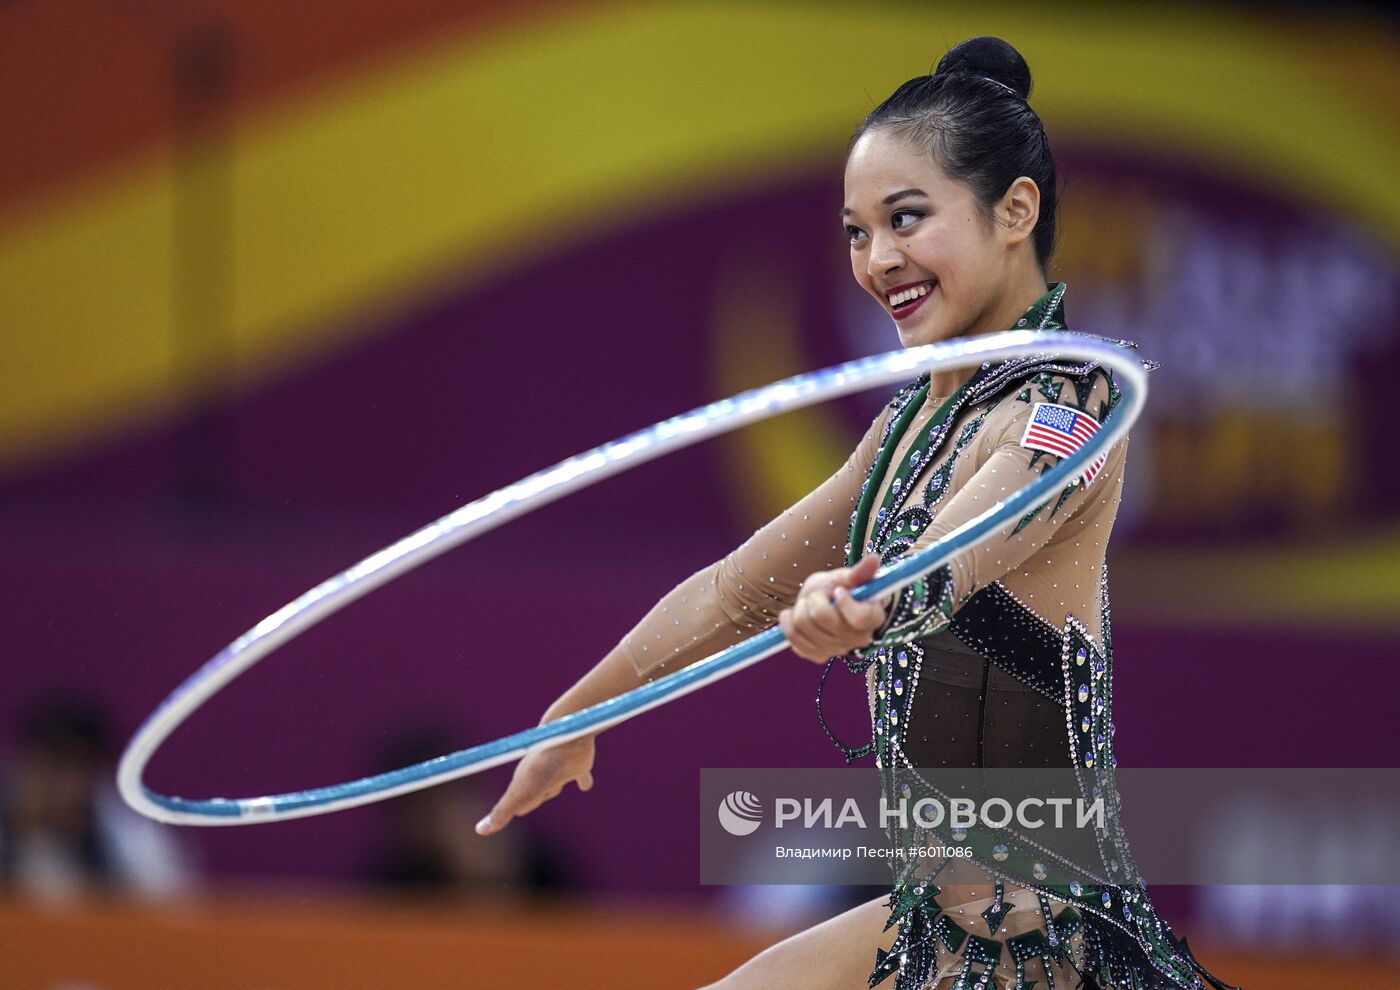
[2,150,1396,898]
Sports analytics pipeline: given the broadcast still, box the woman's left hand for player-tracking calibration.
[778,553,889,663]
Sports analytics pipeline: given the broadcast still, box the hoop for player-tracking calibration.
[117,332,1148,825]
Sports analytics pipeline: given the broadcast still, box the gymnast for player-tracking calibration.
[476,36,1238,990]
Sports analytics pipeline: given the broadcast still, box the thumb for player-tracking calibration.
[847,552,881,587]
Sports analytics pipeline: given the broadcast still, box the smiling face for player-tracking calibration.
[843,127,1039,349]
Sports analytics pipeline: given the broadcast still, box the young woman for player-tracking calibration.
[476,36,1238,990]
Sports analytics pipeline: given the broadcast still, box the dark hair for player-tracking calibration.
[19,696,111,763]
[850,36,1060,268]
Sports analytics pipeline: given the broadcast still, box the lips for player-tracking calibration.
[887,279,936,322]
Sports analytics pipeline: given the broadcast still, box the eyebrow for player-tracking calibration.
[839,188,929,217]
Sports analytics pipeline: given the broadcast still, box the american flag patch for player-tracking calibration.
[1020,402,1108,485]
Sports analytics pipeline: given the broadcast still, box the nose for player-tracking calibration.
[867,229,905,282]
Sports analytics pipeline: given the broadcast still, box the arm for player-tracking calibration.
[862,367,1126,652]
[478,397,901,835]
[554,396,897,716]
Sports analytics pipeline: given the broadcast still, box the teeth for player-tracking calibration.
[889,282,932,307]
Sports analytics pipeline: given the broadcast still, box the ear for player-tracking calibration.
[999,176,1041,247]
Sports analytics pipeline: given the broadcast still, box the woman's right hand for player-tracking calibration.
[475,732,595,836]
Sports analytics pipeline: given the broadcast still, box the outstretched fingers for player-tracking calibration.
[476,754,585,836]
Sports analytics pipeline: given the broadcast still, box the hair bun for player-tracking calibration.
[933,36,1032,101]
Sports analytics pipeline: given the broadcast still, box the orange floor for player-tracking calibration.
[0,894,1389,989]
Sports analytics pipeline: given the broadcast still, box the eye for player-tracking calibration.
[844,223,867,243]
[891,209,923,231]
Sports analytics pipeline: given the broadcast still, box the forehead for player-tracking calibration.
[843,128,953,201]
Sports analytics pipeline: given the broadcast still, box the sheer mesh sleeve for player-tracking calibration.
[863,368,1127,652]
[620,401,897,679]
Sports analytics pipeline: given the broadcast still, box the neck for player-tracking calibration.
[928,259,1049,397]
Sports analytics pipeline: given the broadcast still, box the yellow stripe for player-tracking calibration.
[711,251,854,527]
[1,2,1395,464]
[1111,529,1400,631]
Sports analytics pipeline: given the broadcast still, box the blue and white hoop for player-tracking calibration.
[117,332,1147,826]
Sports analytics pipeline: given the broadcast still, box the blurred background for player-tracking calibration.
[1,1,1397,987]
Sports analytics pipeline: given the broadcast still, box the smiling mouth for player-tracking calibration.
[888,280,936,321]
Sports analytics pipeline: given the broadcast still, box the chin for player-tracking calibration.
[893,319,950,350]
